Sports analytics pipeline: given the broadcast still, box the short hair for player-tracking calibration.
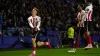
[86,0,92,4]
[77,5,83,9]
[32,7,39,12]
[69,23,75,27]
[87,0,92,3]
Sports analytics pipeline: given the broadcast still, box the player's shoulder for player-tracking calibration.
[35,16,41,19]
[28,16,32,19]
[69,27,73,29]
[36,16,41,18]
[82,10,85,12]
[85,5,93,10]
[82,10,85,13]
[85,6,89,9]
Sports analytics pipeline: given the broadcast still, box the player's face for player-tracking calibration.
[86,2,91,6]
[32,9,37,16]
[78,7,82,11]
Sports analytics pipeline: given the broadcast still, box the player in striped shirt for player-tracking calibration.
[68,5,86,53]
[83,2,93,49]
[28,8,51,56]
[84,2,99,50]
[68,2,98,53]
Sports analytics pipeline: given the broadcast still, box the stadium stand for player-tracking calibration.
[0,0,100,48]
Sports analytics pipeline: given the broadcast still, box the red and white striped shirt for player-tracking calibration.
[77,10,85,22]
[28,16,41,30]
[77,10,85,27]
[85,4,93,21]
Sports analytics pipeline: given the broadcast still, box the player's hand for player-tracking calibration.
[34,26,38,31]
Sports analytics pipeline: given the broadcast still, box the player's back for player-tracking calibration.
[85,4,93,21]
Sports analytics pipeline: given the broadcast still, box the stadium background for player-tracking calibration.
[0,0,100,49]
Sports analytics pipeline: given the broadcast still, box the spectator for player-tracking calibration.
[0,0,100,36]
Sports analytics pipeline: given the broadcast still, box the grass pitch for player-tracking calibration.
[0,48,100,56]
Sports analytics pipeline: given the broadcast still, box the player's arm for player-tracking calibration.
[82,11,85,17]
[85,7,89,13]
[81,11,86,22]
[28,18,34,28]
[77,12,80,20]
[36,17,41,28]
[84,7,89,20]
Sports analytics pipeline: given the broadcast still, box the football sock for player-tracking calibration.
[32,47,36,54]
[74,40,80,48]
[33,51,36,54]
[86,35,92,44]
[91,40,94,44]
[44,42,49,46]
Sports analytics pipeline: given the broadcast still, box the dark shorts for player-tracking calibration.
[76,27,85,40]
[76,27,85,36]
[32,29,40,43]
[68,38,74,48]
[84,21,93,31]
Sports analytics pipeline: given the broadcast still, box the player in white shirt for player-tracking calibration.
[77,7,85,27]
[85,2,93,22]
[28,8,51,56]
[68,5,86,53]
[84,2,93,49]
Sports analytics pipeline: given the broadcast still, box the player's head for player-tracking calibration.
[32,7,39,16]
[77,5,83,11]
[86,1,92,6]
[69,23,75,28]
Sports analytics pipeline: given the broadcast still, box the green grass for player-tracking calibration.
[0,48,100,56]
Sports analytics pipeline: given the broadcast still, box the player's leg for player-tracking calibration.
[84,21,93,49]
[89,35,99,48]
[32,38,36,56]
[36,36,51,49]
[84,31,93,49]
[68,38,80,53]
[72,36,80,52]
[90,32,99,48]
[29,39,36,56]
[74,27,81,48]
[37,41,45,46]
[68,38,74,48]
[37,41,51,49]
[68,27,80,53]
[87,21,99,48]
[29,31,38,56]
[91,40,99,48]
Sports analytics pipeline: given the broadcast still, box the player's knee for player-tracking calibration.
[32,38,36,42]
[37,41,42,46]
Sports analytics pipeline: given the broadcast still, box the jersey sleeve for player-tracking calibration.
[28,17,34,28]
[85,5,93,21]
[81,10,86,21]
[36,17,41,28]
[85,7,89,13]
[82,10,85,15]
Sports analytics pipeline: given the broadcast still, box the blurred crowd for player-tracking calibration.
[0,0,100,36]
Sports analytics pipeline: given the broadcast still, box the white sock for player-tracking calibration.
[73,48,76,51]
[46,42,49,45]
[88,44,92,47]
[33,51,36,54]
